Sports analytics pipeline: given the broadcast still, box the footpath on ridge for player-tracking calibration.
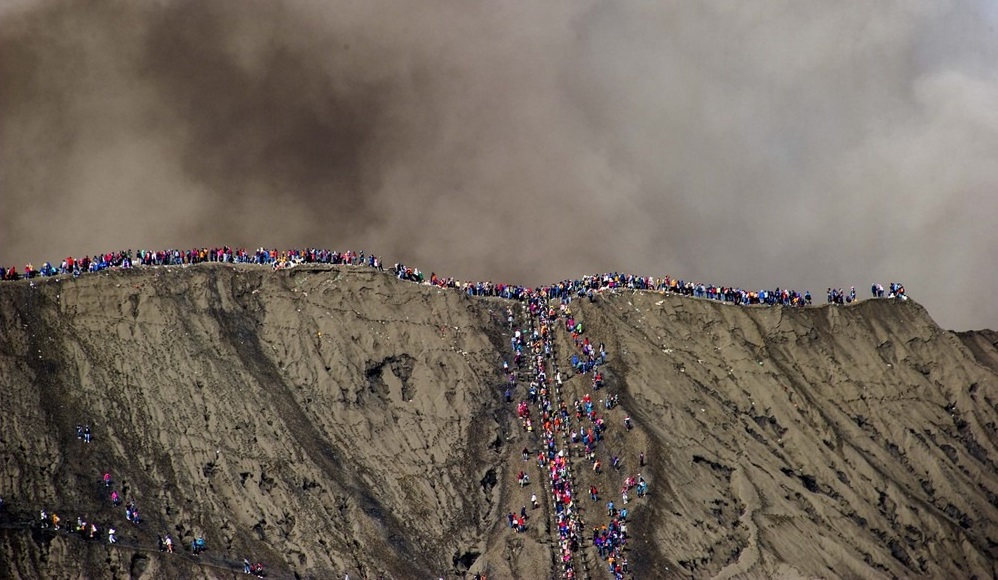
[500,287,649,579]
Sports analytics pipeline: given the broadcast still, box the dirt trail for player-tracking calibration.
[0,265,995,578]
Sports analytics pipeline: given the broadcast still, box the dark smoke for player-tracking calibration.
[2,1,996,330]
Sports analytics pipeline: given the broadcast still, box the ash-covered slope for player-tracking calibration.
[0,265,995,579]
[0,265,511,579]
[579,292,997,578]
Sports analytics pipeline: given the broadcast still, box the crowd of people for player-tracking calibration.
[0,245,905,315]
[504,301,584,577]
[0,247,384,280]
[503,282,647,578]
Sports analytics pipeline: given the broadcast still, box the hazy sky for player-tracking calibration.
[2,1,996,330]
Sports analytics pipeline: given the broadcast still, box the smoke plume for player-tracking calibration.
[2,0,996,330]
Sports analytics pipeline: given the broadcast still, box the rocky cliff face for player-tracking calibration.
[0,264,995,579]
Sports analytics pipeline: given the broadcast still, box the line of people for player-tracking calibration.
[505,301,585,578]
[546,296,644,580]
[503,283,648,579]
[0,245,905,314]
[0,247,386,280]
[829,284,906,303]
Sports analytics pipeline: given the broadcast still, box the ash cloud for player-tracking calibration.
[2,0,996,330]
